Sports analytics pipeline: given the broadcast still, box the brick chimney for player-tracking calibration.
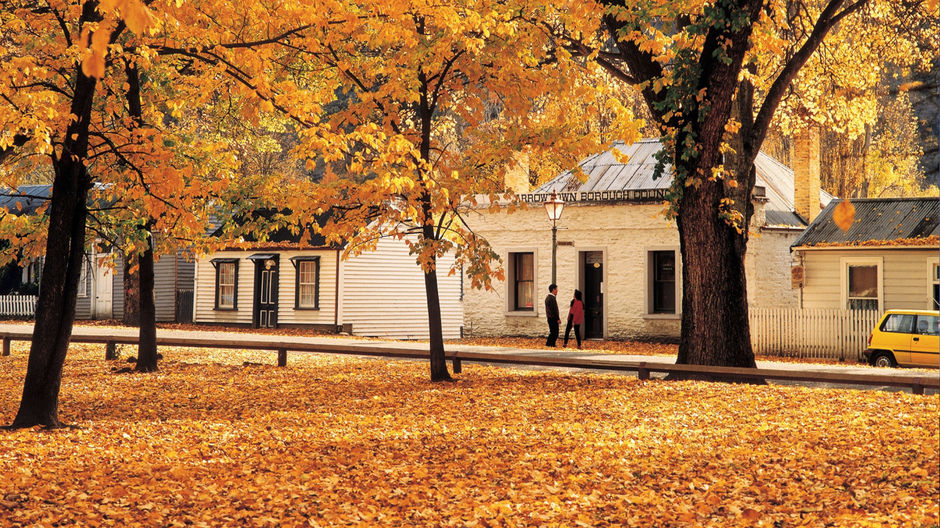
[792,127,821,223]
[503,151,530,194]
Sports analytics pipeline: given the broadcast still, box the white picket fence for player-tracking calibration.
[0,294,38,317]
[749,308,881,361]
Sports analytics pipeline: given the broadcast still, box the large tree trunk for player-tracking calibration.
[675,182,755,368]
[122,255,141,325]
[11,63,97,428]
[135,230,158,372]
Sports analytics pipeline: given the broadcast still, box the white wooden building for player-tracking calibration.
[791,197,939,312]
[462,138,832,341]
[0,185,194,322]
[192,232,463,339]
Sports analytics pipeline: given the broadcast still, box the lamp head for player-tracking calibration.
[544,191,565,221]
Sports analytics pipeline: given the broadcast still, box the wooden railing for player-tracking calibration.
[0,295,37,317]
[750,308,881,361]
[2,330,936,395]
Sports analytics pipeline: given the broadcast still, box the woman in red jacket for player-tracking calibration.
[563,289,584,349]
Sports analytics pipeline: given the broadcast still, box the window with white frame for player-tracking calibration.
[292,257,320,309]
[212,259,238,310]
[842,257,882,311]
[509,252,534,311]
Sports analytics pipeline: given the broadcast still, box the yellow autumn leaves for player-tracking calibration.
[80,0,156,79]
[1,343,937,526]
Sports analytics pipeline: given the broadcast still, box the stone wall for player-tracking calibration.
[463,200,800,340]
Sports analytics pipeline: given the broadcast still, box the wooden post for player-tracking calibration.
[637,362,650,381]
[452,356,462,374]
[105,341,119,360]
[2,336,10,357]
[277,348,287,367]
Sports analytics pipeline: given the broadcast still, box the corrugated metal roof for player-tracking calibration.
[0,185,51,215]
[791,197,940,247]
[534,139,834,227]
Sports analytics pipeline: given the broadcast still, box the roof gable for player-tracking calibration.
[791,197,939,248]
[534,138,833,227]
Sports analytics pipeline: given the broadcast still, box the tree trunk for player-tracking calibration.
[423,259,450,381]
[670,0,762,370]
[11,65,97,428]
[416,53,452,382]
[675,180,756,368]
[122,254,141,326]
[135,230,158,372]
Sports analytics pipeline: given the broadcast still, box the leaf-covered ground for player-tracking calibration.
[1,343,937,527]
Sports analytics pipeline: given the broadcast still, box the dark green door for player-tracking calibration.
[583,251,603,339]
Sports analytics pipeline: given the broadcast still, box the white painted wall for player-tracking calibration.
[462,200,799,340]
[193,249,338,326]
[341,236,463,339]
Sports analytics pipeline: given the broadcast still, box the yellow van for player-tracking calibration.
[864,310,939,368]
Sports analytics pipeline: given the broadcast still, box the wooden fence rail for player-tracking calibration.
[750,308,881,361]
[0,295,38,318]
[1,331,936,395]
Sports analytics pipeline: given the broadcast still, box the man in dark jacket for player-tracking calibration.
[544,283,560,347]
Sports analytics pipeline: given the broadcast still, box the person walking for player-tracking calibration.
[544,284,560,347]
[563,289,584,349]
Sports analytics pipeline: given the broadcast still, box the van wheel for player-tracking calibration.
[871,352,896,368]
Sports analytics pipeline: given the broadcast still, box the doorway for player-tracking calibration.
[93,255,113,319]
[250,255,279,328]
[581,251,604,339]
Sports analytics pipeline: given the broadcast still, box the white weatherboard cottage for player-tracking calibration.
[0,184,195,322]
[462,138,832,341]
[193,229,463,339]
[791,197,939,312]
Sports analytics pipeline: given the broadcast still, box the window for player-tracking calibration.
[841,257,882,311]
[847,265,877,310]
[212,258,238,310]
[916,315,939,336]
[651,251,676,314]
[510,252,534,311]
[881,313,915,333]
[291,257,320,309]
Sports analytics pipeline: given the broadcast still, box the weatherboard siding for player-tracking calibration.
[193,250,338,327]
[275,250,338,327]
[107,253,194,322]
[800,248,938,310]
[194,251,254,325]
[341,236,463,339]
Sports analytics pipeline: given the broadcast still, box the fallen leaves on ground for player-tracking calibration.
[1,343,937,527]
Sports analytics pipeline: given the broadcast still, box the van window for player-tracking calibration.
[916,315,939,336]
[881,314,915,334]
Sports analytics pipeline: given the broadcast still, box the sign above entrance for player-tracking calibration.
[518,189,668,204]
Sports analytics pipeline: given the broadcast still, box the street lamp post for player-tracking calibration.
[544,191,565,285]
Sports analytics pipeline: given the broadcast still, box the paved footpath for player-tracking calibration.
[2,322,937,394]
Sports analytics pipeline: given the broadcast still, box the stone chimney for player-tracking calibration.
[792,127,821,223]
[503,151,530,194]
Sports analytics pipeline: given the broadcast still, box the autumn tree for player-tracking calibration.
[270,0,638,381]
[1,0,308,426]
[553,0,937,368]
